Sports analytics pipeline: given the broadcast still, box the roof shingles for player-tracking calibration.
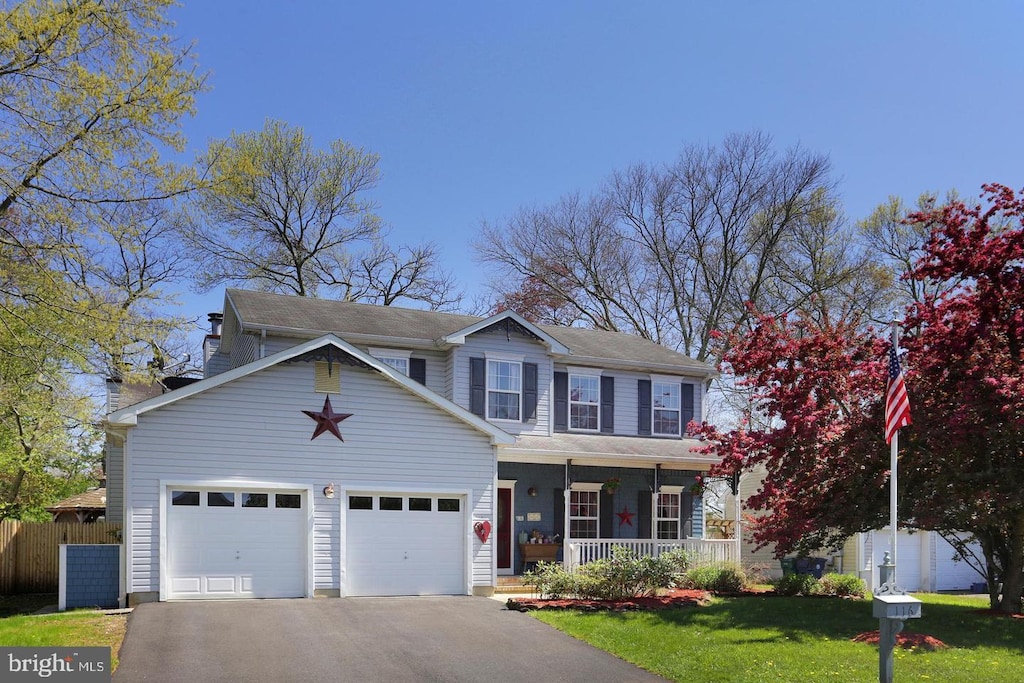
[226,289,713,374]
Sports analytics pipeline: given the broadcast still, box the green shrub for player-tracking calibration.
[814,572,867,598]
[659,548,694,577]
[522,546,682,600]
[681,562,747,593]
[772,573,818,596]
[523,561,577,599]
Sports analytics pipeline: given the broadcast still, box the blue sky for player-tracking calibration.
[168,1,1024,338]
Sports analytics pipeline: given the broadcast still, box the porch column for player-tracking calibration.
[652,465,659,541]
[563,459,571,569]
[734,472,742,563]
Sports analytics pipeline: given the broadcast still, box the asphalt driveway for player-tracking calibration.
[114,596,666,682]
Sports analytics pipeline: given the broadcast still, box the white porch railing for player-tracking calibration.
[566,538,737,570]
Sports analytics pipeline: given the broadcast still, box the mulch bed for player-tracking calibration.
[851,631,947,650]
[507,588,712,612]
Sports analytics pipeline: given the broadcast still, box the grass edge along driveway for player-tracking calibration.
[532,593,1022,683]
[0,595,127,672]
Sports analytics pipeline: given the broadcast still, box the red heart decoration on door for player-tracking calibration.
[474,520,492,543]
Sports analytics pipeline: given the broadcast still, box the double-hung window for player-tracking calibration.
[487,359,521,421]
[369,348,410,376]
[569,374,600,431]
[652,381,681,436]
[656,488,683,539]
[569,487,600,538]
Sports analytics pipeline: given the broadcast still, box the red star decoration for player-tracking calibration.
[302,396,352,441]
[617,506,635,527]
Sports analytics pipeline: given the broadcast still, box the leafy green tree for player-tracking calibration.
[0,0,204,376]
[0,0,201,515]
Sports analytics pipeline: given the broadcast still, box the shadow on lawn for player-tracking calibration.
[596,596,1024,654]
[0,594,57,618]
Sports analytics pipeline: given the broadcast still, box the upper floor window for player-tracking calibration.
[570,374,600,431]
[487,359,521,421]
[652,381,681,436]
[369,348,410,376]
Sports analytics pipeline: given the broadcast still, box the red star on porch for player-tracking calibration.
[617,506,635,527]
[302,396,352,441]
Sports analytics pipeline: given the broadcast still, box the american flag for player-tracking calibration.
[884,345,911,444]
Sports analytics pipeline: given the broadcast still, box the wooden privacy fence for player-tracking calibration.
[0,520,121,594]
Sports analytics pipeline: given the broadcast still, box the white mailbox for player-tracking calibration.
[873,594,922,620]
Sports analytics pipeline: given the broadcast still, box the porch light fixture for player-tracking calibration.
[528,487,537,497]
[323,483,335,499]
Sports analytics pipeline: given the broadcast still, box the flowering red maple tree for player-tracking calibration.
[698,184,1024,614]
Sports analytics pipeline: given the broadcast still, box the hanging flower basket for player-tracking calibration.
[603,477,621,495]
[690,475,706,497]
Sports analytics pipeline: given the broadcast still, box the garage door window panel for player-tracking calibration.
[409,497,431,511]
[379,496,403,511]
[275,494,301,509]
[349,495,372,510]
[242,493,268,508]
[172,491,199,506]
[208,492,235,507]
[438,498,460,512]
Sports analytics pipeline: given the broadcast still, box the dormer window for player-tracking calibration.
[487,359,522,421]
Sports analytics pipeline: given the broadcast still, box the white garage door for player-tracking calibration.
[345,493,466,596]
[166,488,307,599]
[936,534,984,591]
[895,531,923,591]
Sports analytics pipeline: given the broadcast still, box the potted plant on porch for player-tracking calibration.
[603,477,621,495]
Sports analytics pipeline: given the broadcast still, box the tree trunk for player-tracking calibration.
[995,513,1024,614]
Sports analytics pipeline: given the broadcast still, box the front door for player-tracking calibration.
[497,487,512,573]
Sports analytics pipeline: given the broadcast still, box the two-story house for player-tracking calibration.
[104,288,726,604]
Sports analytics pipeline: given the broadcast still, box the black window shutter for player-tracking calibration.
[553,371,568,432]
[681,383,694,435]
[469,357,486,417]
[410,358,426,385]
[553,488,565,538]
[600,376,614,433]
[637,490,652,539]
[681,491,694,538]
[637,379,652,435]
[523,362,538,423]
[599,490,615,538]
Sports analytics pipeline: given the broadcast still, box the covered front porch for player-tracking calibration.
[496,433,739,576]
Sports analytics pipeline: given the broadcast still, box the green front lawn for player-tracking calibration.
[0,595,126,671]
[532,594,1022,682]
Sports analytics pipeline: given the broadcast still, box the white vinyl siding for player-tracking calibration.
[230,333,259,369]
[455,328,551,436]
[124,361,495,596]
[105,438,124,524]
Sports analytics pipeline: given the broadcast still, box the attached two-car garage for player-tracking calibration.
[164,485,468,599]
